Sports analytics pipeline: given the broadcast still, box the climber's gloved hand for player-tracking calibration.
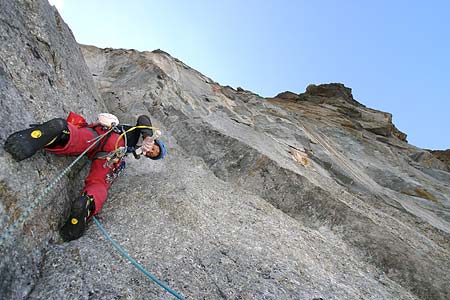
[141,136,155,155]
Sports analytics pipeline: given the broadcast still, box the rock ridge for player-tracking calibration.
[272,83,408,142]
[1,1,449,300]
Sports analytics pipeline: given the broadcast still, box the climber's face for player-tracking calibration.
[145,143,161,158]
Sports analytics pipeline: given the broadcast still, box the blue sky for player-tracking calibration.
[52,0,449,150]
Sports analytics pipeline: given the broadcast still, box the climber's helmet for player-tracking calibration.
[145,139,166,160]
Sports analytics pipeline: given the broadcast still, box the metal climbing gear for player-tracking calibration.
[97,125,160,183]
[0,123,160,244]
[105,158,126,183]
[1,118,183,297]
[0,127,113,245]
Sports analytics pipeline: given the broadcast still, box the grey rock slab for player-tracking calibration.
[1,0,104,299]
[1,1,449,299]
[81,44,450,299]
[30,147,420,300]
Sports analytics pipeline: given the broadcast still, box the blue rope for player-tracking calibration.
[93,217,186,300]
[0,132,108,246]
[1,127,186,298]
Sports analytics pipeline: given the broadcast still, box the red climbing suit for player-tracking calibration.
[44,121,125,215]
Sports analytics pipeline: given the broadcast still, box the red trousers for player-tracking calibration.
[45,123,125,215]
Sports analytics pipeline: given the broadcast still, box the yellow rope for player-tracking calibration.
[114,125,159,150]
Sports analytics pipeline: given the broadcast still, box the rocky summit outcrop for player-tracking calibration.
[429,149,450,170]
[275,84,408,142]
[1,1,449,300]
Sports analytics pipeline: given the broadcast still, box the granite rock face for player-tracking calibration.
[78,46,450,300]
[0,0,104,299]
[1,1,450,299]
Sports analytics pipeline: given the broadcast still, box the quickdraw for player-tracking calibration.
[95,124,159,183]
[100,146,128,167]
[106,158,126,183]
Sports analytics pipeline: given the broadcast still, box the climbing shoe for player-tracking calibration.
[4,118,68,161]
[61,193,95,241]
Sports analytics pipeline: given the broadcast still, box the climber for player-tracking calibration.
[4,112,166,241]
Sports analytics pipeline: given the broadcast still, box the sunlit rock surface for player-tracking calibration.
[1,0,449,299]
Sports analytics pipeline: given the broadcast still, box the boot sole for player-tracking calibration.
[61,195,93,241]
[4,118,67,161]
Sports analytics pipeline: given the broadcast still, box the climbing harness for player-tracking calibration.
[93,217,186,300]
[0,123,157,244]
[0,127,114,246]
[95,124,159,183]
[1,121,184,298]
